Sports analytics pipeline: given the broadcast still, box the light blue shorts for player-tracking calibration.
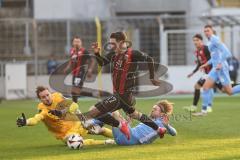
[208,68,231,86]
[112,127,139,145]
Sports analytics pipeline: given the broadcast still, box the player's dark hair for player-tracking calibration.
[110,32,126,42]
[72,36,81,42]
[36,86,49,99]
[193,34,203,40]
[204,24,213,29]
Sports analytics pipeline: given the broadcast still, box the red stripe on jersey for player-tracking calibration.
[119,48,133,94]
[70,48,85,76]
[112,54,121,93]
[195,46,211,74]
[112,48,133,94]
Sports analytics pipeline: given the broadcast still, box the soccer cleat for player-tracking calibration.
[183,105,197,112]
[81,119,95,129]
[119,121,131,140]
[158,127,166,138]
[192,112,207,117]
[207,107,213,113]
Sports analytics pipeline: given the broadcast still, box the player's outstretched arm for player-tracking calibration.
[146,55,161,86]
[188,60,201,78]
[161,114,177,136]
[16,112,44,127]
[164,124,177,136]
[91,42,112,66]
[133,50,161,86]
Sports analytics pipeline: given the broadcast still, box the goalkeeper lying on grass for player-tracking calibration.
[16,86,114,146]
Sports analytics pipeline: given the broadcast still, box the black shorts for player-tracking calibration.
[197,77,206,86]
[197,77,223,90]
[95,93,136,115]
[215,81,223,90]
[72,71,86,88]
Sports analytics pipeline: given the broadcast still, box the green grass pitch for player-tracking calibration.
[0,96,240,160]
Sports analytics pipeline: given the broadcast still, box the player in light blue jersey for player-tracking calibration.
[111,100,177,145]
[197,25,240,116]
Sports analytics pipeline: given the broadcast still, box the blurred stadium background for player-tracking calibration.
[0,0,240,99]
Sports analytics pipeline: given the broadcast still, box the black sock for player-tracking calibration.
[139,114,158,130]
[193,89,200,106]
[97,114,119,127]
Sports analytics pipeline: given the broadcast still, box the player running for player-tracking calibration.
[199,25,240,115]
[111,100,177,145]
[64,36,95,103]
[16,86,114,146]
[50,31,166,140]
[184,34,222,113]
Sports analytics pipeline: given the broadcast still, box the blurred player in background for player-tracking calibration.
[64,36,95,103]
[198,25,240,116]
[16,86,114,146]
[227,56,239,85]
[184,34,222,113]
[111,100,177,145]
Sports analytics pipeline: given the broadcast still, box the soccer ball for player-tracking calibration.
[67,134,84,149]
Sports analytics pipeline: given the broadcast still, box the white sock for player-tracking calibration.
[118,122,122,128]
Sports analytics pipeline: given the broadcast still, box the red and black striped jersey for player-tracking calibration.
[95,48,155,95]
[192,45,212,74]
[69,47,90,76]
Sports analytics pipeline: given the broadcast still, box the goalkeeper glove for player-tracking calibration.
[16,113,27,127]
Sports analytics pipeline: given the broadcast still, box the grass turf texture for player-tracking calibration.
[0,96,240,160]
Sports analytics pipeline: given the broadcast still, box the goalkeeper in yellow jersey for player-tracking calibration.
[16,86,114,146]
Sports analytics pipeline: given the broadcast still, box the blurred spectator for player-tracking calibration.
[227,56,239,85]
[47,55,58,74]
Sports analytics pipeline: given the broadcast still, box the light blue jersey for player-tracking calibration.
[207,35,232,86]
[207,35,231,69]
[113,118,177,145]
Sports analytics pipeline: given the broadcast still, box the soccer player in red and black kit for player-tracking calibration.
[85,31,165,138]
[64,36,95,103]
[184,34,222,114]
[52,32,166,139]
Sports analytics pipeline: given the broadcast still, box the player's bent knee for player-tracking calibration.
[226,91,233,96]
[224,86,233,96]
[85,106,101,118]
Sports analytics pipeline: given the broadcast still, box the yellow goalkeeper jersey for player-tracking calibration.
[26,92,88,140]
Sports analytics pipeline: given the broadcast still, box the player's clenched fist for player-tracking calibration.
[91,42,101,54]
